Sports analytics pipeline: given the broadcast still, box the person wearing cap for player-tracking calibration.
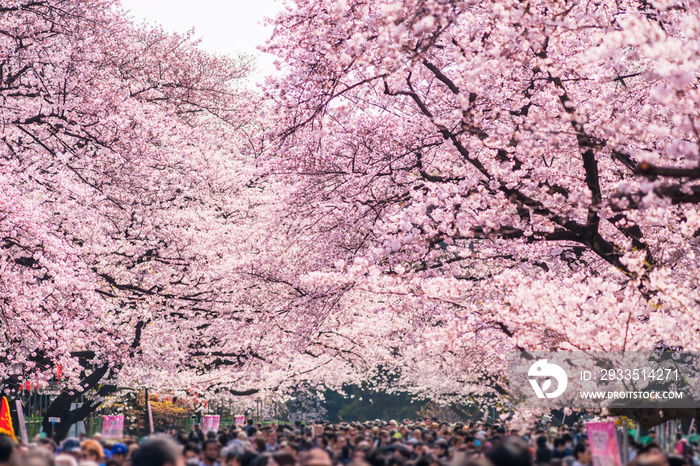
[61,438,82,462]
[111,443,128,466]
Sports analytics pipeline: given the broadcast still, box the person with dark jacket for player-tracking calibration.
[535,436,552,464]
[189,424,205,444]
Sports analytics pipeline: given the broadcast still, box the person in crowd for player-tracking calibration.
[630,449,670,466]
[552,437,571,459]
[226,432,249,455]
[667,455,689,466]
[59,439,81,463]
[643,430,658,446]
[331,434,349,464]
[674,433,690,457]
[80,439,104,465]
[268,452,295,466]
[190,425,205,444]
[433,439,449,462]
[109,444,127,466]
[132,437,183,466]
[200,439,221,466]
[183,442,200,464]
[54,454,78,466]
[36,439,57,455]
[11,446,55,466]
[535,435,552,464]
[300,448,332,466]
[572,441,591,466]
[486,436,532,466]
[6,414,696,466]
[0,435,15,466]
[253,438,267,454]
[266,430,278,453]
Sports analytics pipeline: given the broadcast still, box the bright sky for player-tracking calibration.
[119,0,283,84]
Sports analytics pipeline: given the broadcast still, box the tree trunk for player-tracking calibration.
[41,364,114,441]
[144,388,150,437]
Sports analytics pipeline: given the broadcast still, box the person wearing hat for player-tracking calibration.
[61,438,82,462]
[111,443,128,466]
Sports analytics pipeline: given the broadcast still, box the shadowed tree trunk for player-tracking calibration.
[38,321,145,441]
[40,364,116,441]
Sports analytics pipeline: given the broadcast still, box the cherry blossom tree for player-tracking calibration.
[6,0,700,434]
[1,0,404,438]
[263,0,700,422]
[0,0,287,438]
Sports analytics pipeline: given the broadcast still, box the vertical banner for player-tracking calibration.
[234,415,245,426]
[0,397,16,441]
[202,415,220,434]
[587,421,622,466]
[15,401,28,444]
[147,401,154,434]
[102,415,124,439]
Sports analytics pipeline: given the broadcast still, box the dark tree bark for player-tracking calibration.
[40,364,116,441]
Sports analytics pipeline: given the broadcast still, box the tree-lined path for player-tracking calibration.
[2,0,700,439]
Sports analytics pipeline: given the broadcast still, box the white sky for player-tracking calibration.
[119,0,284,84]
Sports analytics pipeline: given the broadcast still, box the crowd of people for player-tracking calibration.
[0,417,697,466]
